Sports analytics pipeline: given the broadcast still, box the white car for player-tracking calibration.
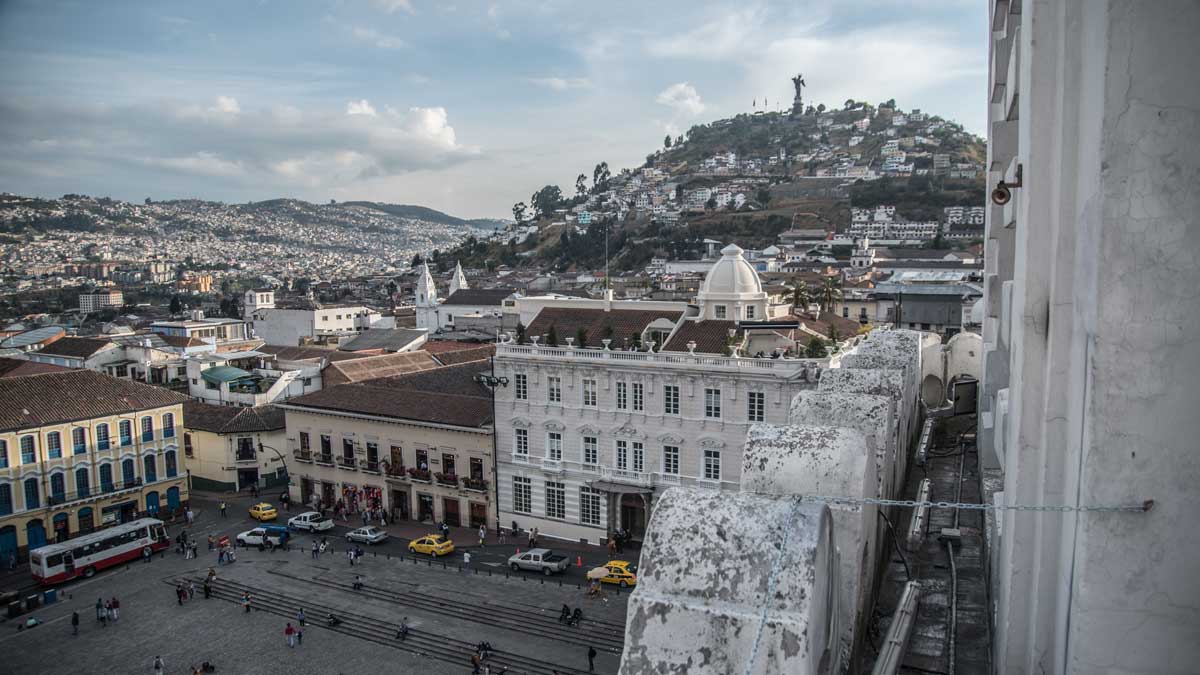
[288,511,334,532]
[346,526,388,545]
[236,527,288,548]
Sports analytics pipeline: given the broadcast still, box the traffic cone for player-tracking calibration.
[576,556,583,568]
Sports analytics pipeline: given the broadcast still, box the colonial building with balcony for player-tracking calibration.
[182,402,287,492]
[494,245,899,546]
[279,359,496,530]
[0,370,188,561]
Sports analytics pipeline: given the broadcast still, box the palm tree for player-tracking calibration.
[790,281,812,313]
[819,277,842,314]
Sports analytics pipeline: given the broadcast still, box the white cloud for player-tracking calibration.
[528,76,591,91]
[371,0,414,14]
[346,99,378,116]
[211,96,241,115]
[655,82,705,116]
[350,26,405,50]
[144,152,245,178]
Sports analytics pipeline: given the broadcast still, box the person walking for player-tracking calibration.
[187,581,196,601]
[498,526,506,546]
[153,656,165,673]
[176,583,184,606]
[296,624,303,646]
[71,611,79,636]
[478,524,486,547]
[296,608,306,627]
[105,600,114,623]
[186,508,195,526]
[285,622,296,648]
[311,541,319,559]
[95,598,106,626]
[207,534,215,551]
[588,645,597,672]
[241,592,251,613]
[219,502,227,518]
[463,551,471,569]
[110,596,120,621]
[203,579,212,599]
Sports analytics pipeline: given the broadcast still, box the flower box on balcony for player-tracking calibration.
[434,472,459,487]
[462,477,489,492]
[407,467,432,482]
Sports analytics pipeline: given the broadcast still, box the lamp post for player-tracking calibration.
[258,442,289,494]
[473,359,509,533]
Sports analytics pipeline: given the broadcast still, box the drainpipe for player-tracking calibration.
[871,581,922,675]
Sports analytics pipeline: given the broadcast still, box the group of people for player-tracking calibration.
[606,528,632,555]
[558,604,584,627]
[174,580,197,605]
[176,530,198,559]
[283,621,304,648]
[309,537,331,558]
[470,641,505,674]
[347,545,365,565]
[89,596,121,629]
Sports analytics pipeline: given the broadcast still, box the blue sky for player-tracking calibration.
[0,0,987,219]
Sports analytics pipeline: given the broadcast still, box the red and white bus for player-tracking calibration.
[30,518,169,585]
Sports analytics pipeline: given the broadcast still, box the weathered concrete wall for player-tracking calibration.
[619,489,839,675]
[743,423,873,669]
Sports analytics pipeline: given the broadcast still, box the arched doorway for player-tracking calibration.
[78,507,95,534]
[921,374,945,406]
[0,526,17,563]
[166,487,181,512]
[146,491,160,515]
[52,513,70,543]
[26,519,47,551]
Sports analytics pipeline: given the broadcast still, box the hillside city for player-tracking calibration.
[0,3,1196,675]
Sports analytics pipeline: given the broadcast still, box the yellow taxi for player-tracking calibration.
[248,503,278,521]
[600,560,638,588]
[408,534,455,557]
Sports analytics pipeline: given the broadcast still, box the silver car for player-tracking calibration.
[346,526,388,545]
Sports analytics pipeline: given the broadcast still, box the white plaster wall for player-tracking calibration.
[988,2,1200,672]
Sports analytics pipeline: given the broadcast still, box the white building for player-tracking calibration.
[494,245,891,545]
[980,3,1200,673]
[243,289,393,347]
[79,289,123,312]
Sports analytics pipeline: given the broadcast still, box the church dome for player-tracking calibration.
[699,244,765,299]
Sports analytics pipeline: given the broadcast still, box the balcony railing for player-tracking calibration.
[362,461,381,474]
[314,454,334,466]
[384,465,407,479]
[235,451,257,463]
[599,466,653,487]
[462,477,489,492]
[434,472,458,487]
[45,478,143,507]
[407,467,432,483]
[655,472,681,486]
[497,342,827,374]
[541,458,565,474]
[336,456,357,470]
[293,449,313,463]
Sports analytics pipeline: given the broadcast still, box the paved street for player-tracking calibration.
[1,493,631,674]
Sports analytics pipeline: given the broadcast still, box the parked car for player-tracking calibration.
[236,525,289,549]
[248,503,278,521]
[346,526,388,545]
[288,511,333,532]
[408,534,454,557]
[599,560,638,587]
[507,548,570,576]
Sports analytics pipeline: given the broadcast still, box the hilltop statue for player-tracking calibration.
[790,73,806,116]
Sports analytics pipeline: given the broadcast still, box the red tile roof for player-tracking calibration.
[0,357,71,378]
[34,336,114,358]
[662,320,739,355]
[525,307,682,348]
[0,370,187,432]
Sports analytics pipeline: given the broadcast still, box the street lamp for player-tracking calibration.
[258,442,290,491]
[474,360,509,533]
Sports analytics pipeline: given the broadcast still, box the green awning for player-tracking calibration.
[200,365,254,384]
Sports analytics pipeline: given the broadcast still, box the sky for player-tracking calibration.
[0,0,987,219]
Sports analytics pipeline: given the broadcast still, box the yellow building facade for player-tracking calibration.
[0,370,190,561]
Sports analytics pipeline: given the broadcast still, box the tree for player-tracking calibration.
[592,162,611,193]
[169,296,182,314]
[819,276,842,313]
[411,253,423,268]
[805,336,827,358]
[515,322,527,344]
[791,282,812,312]
[386,281,398,297]
[575,174,588,199]
[546,324,559,347]
[675,135,684,146]
[575,327,587,349]
[663,135,672,149]
[512,202,528,225]
[828,324,841,345]
[817,103,826,113]
[844,99,855,110]
[530,185,563,219]
[705,197,717,210]
[756,188,771,206]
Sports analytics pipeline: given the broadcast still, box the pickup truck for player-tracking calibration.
[508,548,570,576]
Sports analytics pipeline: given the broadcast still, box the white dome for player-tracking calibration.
[699,244,765,299]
